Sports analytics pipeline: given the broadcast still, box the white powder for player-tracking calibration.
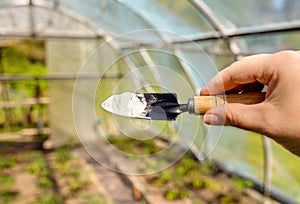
[101,92,150,119]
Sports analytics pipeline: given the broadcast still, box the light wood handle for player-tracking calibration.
[193,92,266,115]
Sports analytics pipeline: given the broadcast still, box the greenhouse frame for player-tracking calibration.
[1,0,300,203]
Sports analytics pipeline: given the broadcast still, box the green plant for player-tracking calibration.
[38,176,53,188]
[68,178,87,192]
[152,171,172,186]
[164,187,189,201]
[165,188,179,201]
[232,175,253,194]
[199,161,218,175]
[0,174,15,190]
[0,157,17,170]
[33,193,63,204]
[81,194,108,204]
[176,165,187,176]
[26,158,47,175]
[1,41,48,97]
[63,166,81,177]
[181,157,196,171]
[0,190,18,204]
[54,146,72,162]
[206,179,223,194]
[191,178,205,189]
[219,194,234,204]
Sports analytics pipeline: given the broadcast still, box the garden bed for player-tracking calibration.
[106,135,279,204]
[0,142,110,204]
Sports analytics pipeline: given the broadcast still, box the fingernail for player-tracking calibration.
[204,114,220,125]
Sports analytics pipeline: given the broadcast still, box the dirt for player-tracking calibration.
[0,143,110,204]
[2,165,36,203]
[0,141,281,204]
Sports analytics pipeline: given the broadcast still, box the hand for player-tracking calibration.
[200,50,300,156]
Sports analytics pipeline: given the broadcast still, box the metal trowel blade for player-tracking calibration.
[101,92,181,120]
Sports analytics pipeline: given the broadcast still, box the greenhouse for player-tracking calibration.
[0,0,300,203]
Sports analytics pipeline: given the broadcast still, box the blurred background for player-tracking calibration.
[0,0,300,203]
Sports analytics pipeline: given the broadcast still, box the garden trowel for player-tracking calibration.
[101,92,265,121]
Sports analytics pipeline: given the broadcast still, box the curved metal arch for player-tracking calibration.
[0,0,162,92]
[32,0,107,38]
[189,0,242,59]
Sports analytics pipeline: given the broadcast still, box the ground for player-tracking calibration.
[0,140,279,204]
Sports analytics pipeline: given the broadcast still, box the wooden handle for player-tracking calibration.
[193,92,266,115]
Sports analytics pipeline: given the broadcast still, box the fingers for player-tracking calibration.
[203,103,270,134]
[200,54,273,96]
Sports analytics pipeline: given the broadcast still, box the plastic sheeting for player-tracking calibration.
[1,0,300,202]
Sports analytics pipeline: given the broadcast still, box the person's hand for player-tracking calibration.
[200,50,300,156]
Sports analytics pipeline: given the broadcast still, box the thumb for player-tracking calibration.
[203,103,267,132]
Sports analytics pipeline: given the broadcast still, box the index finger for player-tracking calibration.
[200,54,273,95]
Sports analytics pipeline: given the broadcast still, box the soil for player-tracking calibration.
[104,135,280,204]
[0,142,110,204]
[0,140,281,204]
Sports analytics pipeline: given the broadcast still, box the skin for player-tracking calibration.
[200,50,300,156]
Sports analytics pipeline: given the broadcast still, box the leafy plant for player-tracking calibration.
[232,175,253,194]
[206,179,223,194]
[191,178,205,189]
[0,168,17,203]
[38,176,53,188]
[68,178,87,192]
[63,166,81,177]
[199,161,218,175]
[1,41,48,97]
[164,187,189,201]
[152,170,172,186]
[0,157,17,170]
[26,158,47,175]
[33,193,63,204]
[0,174,15,190]
[54,146,72,162]
[219,194,234,204]
[176,165,188,176]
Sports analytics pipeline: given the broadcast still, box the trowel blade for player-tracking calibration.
[101,92,181,120]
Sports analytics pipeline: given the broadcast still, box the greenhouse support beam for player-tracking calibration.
[189,0,228,36]
[0,73,124,81]
[174,21,300,43]
[138,47,164,86]
[188,0,242,60]
[262,136,272,197]
[1,2,300,46]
